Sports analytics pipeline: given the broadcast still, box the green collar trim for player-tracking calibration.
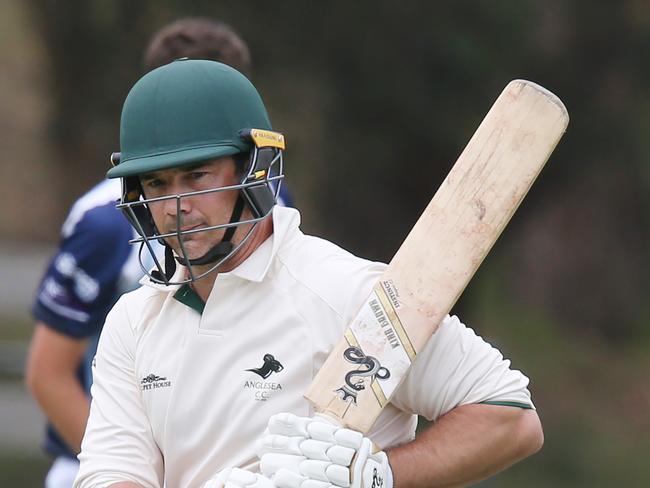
[481,400,533,410]
[173,284,205,315]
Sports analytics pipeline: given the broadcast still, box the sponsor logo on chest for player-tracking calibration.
[244,353,284,402]
[140,373,172,391]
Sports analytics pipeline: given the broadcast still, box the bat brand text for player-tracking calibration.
[369,298,400,349]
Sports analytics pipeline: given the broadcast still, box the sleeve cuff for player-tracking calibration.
[480,400,535,410]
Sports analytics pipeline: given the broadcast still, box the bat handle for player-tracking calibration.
[312,411,383,454]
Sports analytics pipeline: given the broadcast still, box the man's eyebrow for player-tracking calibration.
[139,172,159,181]
[182,162,209,172]
[139,163,208,182]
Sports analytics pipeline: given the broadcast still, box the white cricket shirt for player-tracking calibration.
[75,206,533,488]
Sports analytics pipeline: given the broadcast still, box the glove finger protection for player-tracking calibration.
[258,413,393,488]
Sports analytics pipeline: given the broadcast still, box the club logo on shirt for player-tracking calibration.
[141,373,171,391]
[246,353,284,379]
[244,353,283,402]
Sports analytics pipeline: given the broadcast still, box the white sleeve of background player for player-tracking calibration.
[73,297,163,488]
[390,315,534,421]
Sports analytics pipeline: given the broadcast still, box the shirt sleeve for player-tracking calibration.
[390,315,534,421]
[74,297,164,488]
[32,202,134,338]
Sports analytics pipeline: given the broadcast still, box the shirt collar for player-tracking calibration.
[140,206,301,290]
[139,259,184,292]
[224,205,300,283]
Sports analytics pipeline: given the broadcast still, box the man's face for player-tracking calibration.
[140,157,248,261]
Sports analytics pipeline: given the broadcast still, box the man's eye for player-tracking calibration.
[190,171,207,180]
[145,179,165,189]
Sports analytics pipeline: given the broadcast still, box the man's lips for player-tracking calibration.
[168,224,203,233]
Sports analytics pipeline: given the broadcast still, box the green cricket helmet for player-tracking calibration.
[109,59,286,285]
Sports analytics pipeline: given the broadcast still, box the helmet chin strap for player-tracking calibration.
[152,193,246,283]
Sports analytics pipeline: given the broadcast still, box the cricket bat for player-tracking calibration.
[304,79,569,433]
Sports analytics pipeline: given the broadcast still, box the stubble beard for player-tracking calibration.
[166,229,222,262]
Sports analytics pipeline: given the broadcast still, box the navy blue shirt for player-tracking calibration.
[32,179,142,459]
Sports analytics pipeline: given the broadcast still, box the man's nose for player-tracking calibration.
[163,194,192,217]
[162,183,193,216]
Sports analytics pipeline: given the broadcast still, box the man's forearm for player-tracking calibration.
[387,404,543,488]
[34,374,90,453]
[25,324,91,453]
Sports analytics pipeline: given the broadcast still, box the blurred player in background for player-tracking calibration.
[25,17,292,488]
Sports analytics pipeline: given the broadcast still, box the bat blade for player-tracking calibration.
[304,80,569,433]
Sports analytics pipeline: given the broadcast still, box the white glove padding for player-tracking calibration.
[202,467,276,488]
[257,413,393,488]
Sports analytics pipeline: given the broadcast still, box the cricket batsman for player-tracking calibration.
[74,59,542,488]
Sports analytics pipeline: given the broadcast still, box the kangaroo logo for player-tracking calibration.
[335,346,390,403]
[247,353,284,379]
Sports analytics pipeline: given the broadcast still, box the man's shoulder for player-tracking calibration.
[271,207,383,282]
[61,179,124,238]
[274,230,385,317]
[280,231,383,280]
[109,282,169,333]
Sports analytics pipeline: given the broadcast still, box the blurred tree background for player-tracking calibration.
[1,0,648,486]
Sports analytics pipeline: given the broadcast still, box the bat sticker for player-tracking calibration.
[335,346,391,404]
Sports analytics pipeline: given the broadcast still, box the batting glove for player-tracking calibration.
[202,467,276,488]
[256,412,393,488]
